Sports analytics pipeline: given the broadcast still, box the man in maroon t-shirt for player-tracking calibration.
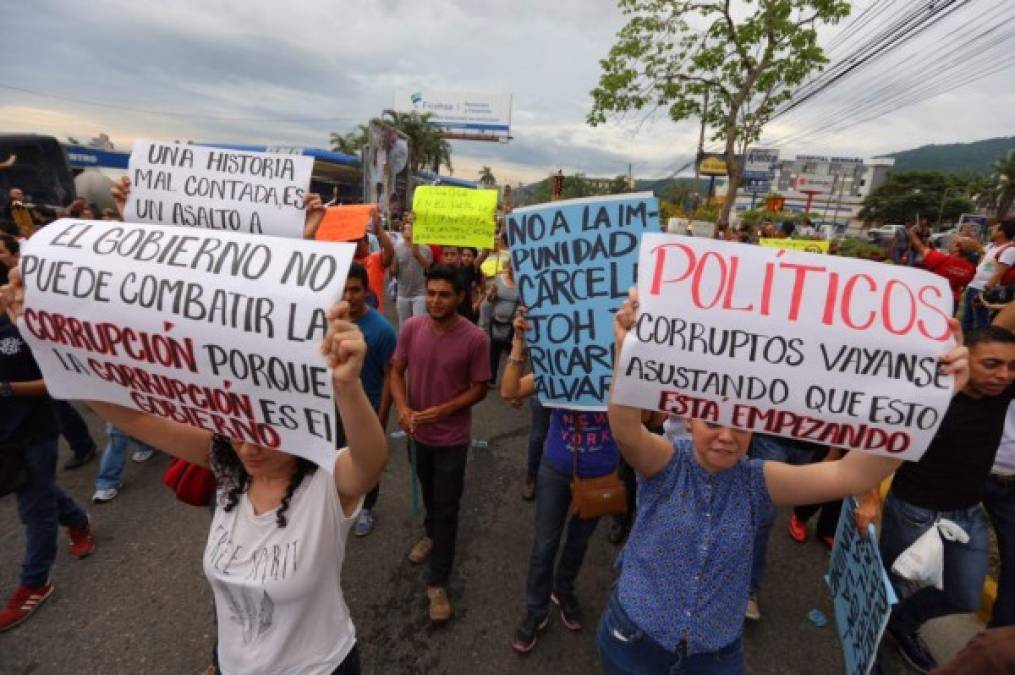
[907,226,976,305]
[390,264,491,624]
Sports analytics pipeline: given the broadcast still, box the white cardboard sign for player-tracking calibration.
[18,219,355,471]
[612,234,956,461]
[124,140,315,239]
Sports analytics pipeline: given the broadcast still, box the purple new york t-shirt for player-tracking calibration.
[543,409,620,478]
[393,315,491,447]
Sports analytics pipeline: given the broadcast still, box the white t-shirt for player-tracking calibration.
[969,243,1015,290]
[204,456,362,675]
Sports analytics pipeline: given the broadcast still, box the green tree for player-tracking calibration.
[375,109,453,175]
[991,150,1015,219]
[859,171,974,226]
[588,0,850,231]
[478,166,497,188]
[608,175,632,194]
[329,126,367,155]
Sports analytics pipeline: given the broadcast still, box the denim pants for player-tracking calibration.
[16,435,88,586]
[414,441,468,587]
[54,400,96,458]
[526,399,550,480]
[879,492,990,635]
[525,461,599,614]
[961,287,991,334]
[597,591,744,675]
[95,423,159,490]
[984,474,1015,627]
[747,435,827,592]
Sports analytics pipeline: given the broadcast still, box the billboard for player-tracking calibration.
[393,88,512,134]
[744,148,779,177]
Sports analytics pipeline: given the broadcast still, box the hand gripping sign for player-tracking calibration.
[124,140,315,239]
[612,234,956,461]
[17,219,354,471]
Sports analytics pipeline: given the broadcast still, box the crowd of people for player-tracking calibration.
[1,180,1014,675]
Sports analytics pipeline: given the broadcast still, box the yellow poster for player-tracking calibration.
[412,186,498,248]
[759,238,830,254]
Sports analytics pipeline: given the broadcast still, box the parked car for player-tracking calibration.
[867,224,905,243]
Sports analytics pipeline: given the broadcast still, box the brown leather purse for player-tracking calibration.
[569,415,627,519]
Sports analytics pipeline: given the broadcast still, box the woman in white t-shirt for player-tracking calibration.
[9,286,387,674]
[962,219,1015,332]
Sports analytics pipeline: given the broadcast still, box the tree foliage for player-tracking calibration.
[991,149,1015,219]
[376,109,453,175]
[588,0,850,229]
[478,166,497,188]
[859,171,975,226]
[329,126,367,155]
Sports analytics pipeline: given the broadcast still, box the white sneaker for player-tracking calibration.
[745,592,761,621]
[91,488,119,504]
[131,447,155,463]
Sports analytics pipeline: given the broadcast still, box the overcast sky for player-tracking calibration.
[3,0,1013,185]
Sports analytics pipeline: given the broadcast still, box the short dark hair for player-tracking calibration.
[0,234,18,256]
[780,221,796,237]
[966,326,1015,350]
[345,262,369,288]
[462,247,478,257]
[426,264,463,294]
[1000,218,1015,241]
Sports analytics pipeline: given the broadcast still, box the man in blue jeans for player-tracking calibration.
[879,326,1015,673]
[0,315,94,632]
[745,433,827,620]
[91,424,159,504]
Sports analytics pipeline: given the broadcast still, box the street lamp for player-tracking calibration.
[936,187,956,229]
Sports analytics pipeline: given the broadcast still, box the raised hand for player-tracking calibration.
[111,176,131,218]
[321,301,366,385]
[302,193,325,240]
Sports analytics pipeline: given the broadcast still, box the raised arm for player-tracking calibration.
[322,302,388,509]
[302,194,325,240]
[500,310,536,401]
[376,218,395,268]
[86,401,213,466]
[607,288,674,478]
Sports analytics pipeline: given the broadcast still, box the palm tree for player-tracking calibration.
[329,126,368,155]
[375,109,453,175]
[478,166,496,188]
[992,150,1015,219]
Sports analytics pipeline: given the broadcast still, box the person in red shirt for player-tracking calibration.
[907,226,976,305]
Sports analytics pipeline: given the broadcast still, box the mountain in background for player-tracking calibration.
[875,135,1015,174]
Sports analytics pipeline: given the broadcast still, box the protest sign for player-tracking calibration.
[123,140,314,239]
[18,219,355,471]
[315,205,373,242]
[760,238,830,254]
[612,234,956,460]
[826,498,897,675]
[412,186,498,249]
[507,193,659,409]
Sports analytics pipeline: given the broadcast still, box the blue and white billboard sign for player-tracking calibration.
[743,148,779,179]
[394,88,512,134]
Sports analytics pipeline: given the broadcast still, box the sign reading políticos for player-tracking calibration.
[508,193,659,410]
[612,234,956,460]
[17,220,355,471]
[124,140,315,239]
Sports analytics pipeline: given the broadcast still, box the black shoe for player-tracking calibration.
[551,592,584,631]
[887,626,937,674]
[63,447,96,471]
[511,610,549,653]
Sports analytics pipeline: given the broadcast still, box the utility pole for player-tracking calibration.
[693,90,709,211]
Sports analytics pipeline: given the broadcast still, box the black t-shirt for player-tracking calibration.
[0,315,57,444]
[891,387,1015,511]
[456,265,479,323]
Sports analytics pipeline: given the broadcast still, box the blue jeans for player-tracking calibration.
[961,287,990,334]
[597,591,744,675]
[879,492,990,635]
[525,461,599,613]
[526,399,550,480]
[54,400,96,458]
[16,435,88,586]
[747,435,826,592]
[984,475,1015,627]
[95,423,159,490]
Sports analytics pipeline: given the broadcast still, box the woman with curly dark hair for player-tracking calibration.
[2,265,388,675]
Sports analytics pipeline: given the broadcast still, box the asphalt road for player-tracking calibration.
[1,399,924,675]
